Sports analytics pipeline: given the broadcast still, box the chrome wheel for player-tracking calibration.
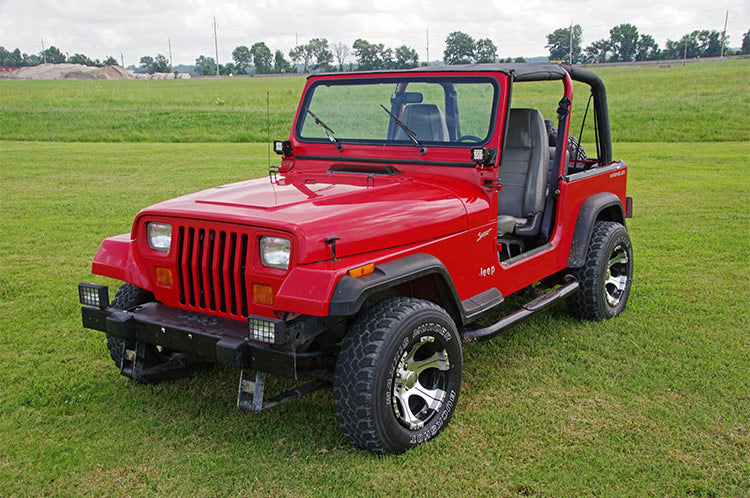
[604,243,630,307]
[392,335,450,430]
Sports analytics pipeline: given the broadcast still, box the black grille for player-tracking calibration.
[177,224,251,318]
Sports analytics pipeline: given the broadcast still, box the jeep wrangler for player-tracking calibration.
[79,63,633,454]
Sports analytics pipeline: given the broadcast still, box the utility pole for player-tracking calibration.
[212,17,220,78]
[41,39,46,63]
[168,37,173,68]
[426,27,429,65]
[720,10,729,58]
[569,22,573,64]
[120,52,124,68]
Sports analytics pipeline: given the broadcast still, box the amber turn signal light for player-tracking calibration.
[348,263,375,278]
[253,283,275,305]
[155,267,173,286]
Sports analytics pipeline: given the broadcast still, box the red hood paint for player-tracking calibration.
[136,169,488,264]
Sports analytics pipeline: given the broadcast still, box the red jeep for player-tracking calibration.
[79,63,633,454]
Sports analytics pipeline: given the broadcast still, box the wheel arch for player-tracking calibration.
[567,192,625,268]
[328,253,465,325]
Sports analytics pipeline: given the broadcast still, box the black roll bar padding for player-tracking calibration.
[562,65,612,163]
[497,70,514,169]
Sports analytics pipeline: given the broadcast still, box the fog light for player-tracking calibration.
[252,283,274,305]
[248,316,284,344]
[471,147,496,166]
[274,140,293,157]
[78,283,109,309]
[155,267,173,286]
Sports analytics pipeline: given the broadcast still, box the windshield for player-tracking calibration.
[296,76,499,147]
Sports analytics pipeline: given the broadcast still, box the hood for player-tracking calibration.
[138,169,476,263]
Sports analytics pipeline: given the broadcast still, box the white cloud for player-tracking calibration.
[1,0,746,65]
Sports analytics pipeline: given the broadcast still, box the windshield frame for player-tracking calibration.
[294,75,501,149]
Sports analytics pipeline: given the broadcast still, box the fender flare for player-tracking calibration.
[328,253,465,322]
[567,192,625,268]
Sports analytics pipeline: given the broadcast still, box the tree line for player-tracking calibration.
[214,33,492,75]
[546,24,750,64]
[3,27,748,75]
[0,45,118,67]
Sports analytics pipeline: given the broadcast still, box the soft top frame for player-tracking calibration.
[309,63,612,163]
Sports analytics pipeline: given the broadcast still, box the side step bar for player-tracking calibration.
[461,278,579,343]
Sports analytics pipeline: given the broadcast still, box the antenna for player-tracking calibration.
[212,17,220,78]
[267,91,271,169]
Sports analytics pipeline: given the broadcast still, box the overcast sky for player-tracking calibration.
[1,0,747,66]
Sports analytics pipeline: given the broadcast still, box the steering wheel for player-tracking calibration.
[457,135,482,143]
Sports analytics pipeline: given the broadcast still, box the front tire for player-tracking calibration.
[333,297,462,454]
[567,221,633,320]
[107,283,205,384]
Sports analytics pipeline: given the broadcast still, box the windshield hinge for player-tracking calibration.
[484,179,503,190]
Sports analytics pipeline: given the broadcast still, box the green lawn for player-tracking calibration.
[1,140,748,496]
[1,60,748,143]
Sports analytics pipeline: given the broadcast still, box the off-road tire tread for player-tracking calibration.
[568,135,587,163]
[106,283,154,367]
[333,297,449,454]
[567,221,628,320]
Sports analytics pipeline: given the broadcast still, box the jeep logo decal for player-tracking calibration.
[479,265,496,278]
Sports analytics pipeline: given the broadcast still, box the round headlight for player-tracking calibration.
[147,222,172,252]
[260,236,291,270]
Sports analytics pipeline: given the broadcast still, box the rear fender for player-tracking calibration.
[567,192,625,268]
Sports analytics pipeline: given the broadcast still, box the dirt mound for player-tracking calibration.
[1,63,133,80]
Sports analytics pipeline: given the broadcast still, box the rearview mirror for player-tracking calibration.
[390,92,423,105]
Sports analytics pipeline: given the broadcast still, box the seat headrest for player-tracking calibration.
[506,108,545,148]
[398,104,449,142]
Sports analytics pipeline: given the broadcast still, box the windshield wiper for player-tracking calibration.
[305,107,343,151]
[380,104,426,154]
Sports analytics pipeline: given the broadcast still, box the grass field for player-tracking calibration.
[1,61,749,496]
[1,61,748,143]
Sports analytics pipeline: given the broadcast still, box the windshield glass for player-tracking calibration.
[297,76,499,147]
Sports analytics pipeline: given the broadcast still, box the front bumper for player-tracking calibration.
[81,299,317,379]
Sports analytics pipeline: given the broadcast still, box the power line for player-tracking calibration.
[721,10,729,57]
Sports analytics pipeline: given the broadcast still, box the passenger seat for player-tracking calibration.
[395,104,450,142]
[497,108,549,237]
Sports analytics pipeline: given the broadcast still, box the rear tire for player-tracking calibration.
[333,298,462,454]
[567,221,633,320]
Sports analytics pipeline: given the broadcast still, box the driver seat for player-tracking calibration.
[395,104,449,142]
[497,108,549,237]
